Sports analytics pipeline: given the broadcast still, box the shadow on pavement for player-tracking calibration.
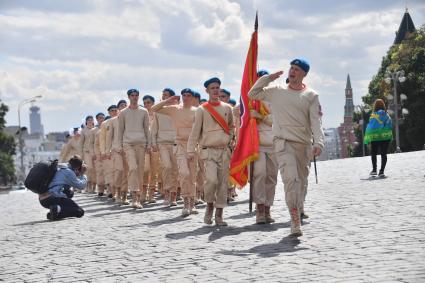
[165,221,290,241]
[217,235,307,258]
[145,215,190,227]
[228,211,256,220]
[13,219,54,226]
[208,221,291,242]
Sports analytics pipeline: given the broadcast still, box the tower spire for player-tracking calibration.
[346,74,352,90]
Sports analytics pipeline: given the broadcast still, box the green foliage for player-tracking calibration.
[0,100,16,185]
[362,25,425,152]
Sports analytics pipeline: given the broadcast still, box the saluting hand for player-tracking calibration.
[166,96,180,105]
[269,71,284,81]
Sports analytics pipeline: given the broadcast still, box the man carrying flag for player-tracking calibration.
[229,14,261,192]
[187,78,234,226]
[250,70,279,225]
[248,59,324,237]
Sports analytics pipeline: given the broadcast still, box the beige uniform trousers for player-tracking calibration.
[200,147,230,208]
[121,152,129,193]
[112,151,124,191]
[275,139,310,213]
[196,156,205,195]
[252,150,278,206]
[123,144,146,192]
[95,155,105,186]
[175,143,196,198]
[158,144,178,194]
[83,151,95,183]
[103,156,114,186]
[143,151,161,188]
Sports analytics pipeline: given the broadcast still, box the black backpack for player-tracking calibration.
[24,160,58,194]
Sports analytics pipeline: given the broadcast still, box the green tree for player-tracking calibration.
[0,100,16,185]
[361,25,425,152]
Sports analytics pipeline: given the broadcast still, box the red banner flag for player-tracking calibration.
[229,13,260,188]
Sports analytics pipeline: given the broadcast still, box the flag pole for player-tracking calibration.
[249,12,258,213]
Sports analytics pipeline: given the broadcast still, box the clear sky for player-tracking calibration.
[1,0,424,134]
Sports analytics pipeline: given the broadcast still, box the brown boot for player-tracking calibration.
[265,206,275,223]
[170,192,177,206]
[131,192,142,209]
[121,191,129,205]
[215,208,228,226]
[181,197,190,217]
[290,208,302,237]
[256,204,266,224]
[204,203,214,225]
[177,187,182,201]
[163,190,170,206]
[141,186,148,203]
[148,187,156,203]
[189,197,198,214]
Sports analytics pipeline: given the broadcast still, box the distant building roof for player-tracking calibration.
[394,9,416,44]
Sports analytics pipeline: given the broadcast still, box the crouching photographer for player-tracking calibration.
[38,155,87,220]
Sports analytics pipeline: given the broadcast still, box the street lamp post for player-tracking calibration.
[17,95,42,180]
[385,69,406,153]
[355,105,371,157]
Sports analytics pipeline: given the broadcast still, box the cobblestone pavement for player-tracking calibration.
[1,151,425,282]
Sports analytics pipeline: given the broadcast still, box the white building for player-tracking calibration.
[318,128,340,161]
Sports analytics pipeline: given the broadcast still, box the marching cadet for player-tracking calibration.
[60,128,80,163]
[78,116,97,193]
[107,100,129,204]
[142,95,161,203]
[250,102,278,224]
[192,91,205,204]
[151,88,197,216]
[151,88,178,206]
[94,113,106,196]
[187,78,235,226]
[100,105,119,199]
[248,59,324,237]
[118,89,151,209]
[219,88,231,104]
[218,88,237,202]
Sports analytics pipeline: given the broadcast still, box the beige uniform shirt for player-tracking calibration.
[93,127,101,156]
[99,119,114,155]
[151,112,176,146]
[187,101,235,153]
[117,106,151,148]
[109,116,121,152]
[151,101,196,144]
[78,127,95,156]
[248,75,324,149]
[60,137,79,162]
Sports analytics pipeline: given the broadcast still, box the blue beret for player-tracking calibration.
[204,77,221,88]
[257,69,269,77]
[73,127,79,132]
[220,89,231,96]
[290,58,310,73]
[193,91,201,99]
[117,100,127,107]
[142,95,155,103]
[200,99,207,103]
[181,88,194,95]
[163,88,175,96]
[85,115,93,122]
[228,99,237,106]
[127,89,139,95]
[95,112,105,119]
[107,105,117,111]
